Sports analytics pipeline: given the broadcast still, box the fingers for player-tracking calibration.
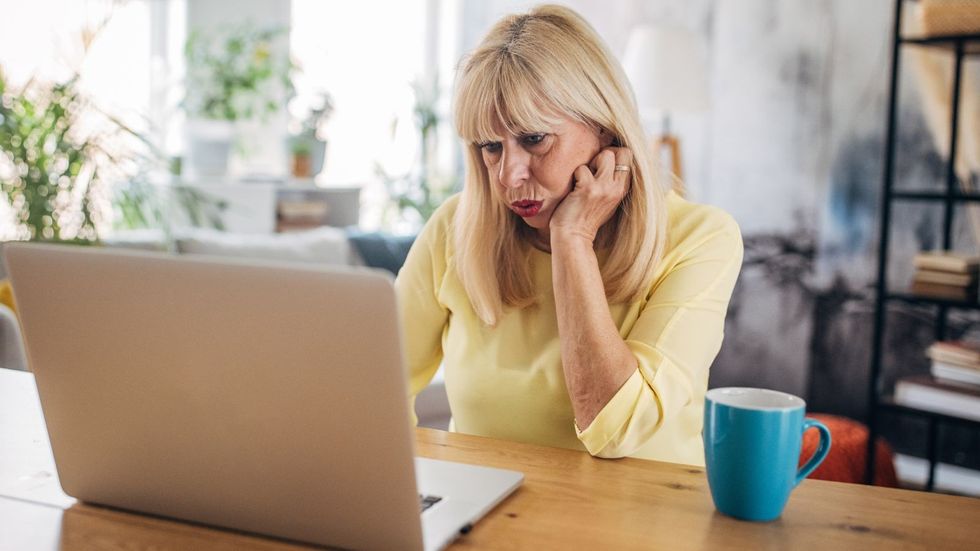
[591,149,616,178]
[559,147,632,238]
[579,147,632,190]
[573,165,594,187]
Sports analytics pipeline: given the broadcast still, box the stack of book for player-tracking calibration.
[893,340,980,422]
[276,199,330,233]
[927,341,980,387]
[910,251,980,301]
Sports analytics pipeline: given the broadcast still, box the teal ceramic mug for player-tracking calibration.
[703,387,831,522]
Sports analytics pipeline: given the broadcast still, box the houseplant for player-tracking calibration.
[183,23,293,178]
[288,91,333,179]
[289,138,313,178]
[0,68,106,242]
[0,66,227,245]
[377,78,458,230]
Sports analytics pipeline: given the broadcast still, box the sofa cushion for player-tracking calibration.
[346,231,416,275]
[176,227,361,266]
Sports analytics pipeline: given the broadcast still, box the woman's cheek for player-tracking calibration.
[488,171,510,202]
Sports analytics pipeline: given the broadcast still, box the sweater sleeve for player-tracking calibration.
[575,211,743,458]
[393,203,453,426]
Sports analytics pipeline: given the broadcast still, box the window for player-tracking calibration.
[290,0,431,230]
[1,0,461,237]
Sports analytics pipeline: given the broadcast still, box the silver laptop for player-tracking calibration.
[4,243,522,551]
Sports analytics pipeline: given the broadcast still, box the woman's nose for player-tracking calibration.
[498,145,530,189]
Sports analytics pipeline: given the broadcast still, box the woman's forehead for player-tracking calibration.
[485,109,571,138]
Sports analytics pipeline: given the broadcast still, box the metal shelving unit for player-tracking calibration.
[866,1,980,490]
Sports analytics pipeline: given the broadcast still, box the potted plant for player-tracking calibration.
[183,23,292,178]
[289,138,313,178]
[288,92,333,179]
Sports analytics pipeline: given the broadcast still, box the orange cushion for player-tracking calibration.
[799,413,898,487]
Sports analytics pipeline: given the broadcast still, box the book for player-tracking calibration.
[277,199,330,221]
[910,280,977,301]
[913,252,980,274]
[894,375,980,422]
[931,361,980,387]
[913,269,977,287]
[927,341,980,367]
[918,0,980,38]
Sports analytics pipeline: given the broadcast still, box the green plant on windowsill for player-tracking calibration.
[183,23,294,123]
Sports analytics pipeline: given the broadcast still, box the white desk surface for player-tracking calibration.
[0,368,74,508]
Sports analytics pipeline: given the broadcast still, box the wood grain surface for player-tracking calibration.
[3,427,977,550]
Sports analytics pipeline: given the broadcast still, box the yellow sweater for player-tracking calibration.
[395,191,743,465]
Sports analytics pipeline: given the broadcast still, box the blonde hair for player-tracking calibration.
[452,4,669,326]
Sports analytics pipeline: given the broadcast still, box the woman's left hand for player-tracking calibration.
[549,147,632,243]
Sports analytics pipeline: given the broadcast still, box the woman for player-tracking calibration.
[395,5,742,466]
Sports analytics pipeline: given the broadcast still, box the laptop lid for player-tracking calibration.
[5,243,425,550]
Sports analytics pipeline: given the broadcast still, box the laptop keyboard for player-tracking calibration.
[419,494,443,513]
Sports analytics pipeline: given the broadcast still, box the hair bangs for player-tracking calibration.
[455,57,505,144]
[493,58,566,136]
[455,52,568,146]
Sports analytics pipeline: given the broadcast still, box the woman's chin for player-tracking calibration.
[519,212,550,230]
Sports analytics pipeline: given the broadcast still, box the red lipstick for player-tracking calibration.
[510,200,543,217]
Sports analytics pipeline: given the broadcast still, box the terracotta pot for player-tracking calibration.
[292,153,312,178]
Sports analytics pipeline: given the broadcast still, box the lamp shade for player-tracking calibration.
[621,26,710,120]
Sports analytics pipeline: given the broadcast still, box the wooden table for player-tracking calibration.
[2,368,978,550]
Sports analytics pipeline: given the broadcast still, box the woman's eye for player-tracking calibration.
[521,133,546,146]
[478,141,502,154]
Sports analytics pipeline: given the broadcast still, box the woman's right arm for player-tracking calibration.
[393,212,451,426]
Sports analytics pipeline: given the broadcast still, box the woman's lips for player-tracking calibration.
[510,200,543,217]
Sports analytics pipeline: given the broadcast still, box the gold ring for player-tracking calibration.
[614,165,630,172]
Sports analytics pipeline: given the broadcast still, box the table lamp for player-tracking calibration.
[622,26,709,183]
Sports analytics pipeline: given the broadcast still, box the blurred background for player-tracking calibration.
[1,0,979,495]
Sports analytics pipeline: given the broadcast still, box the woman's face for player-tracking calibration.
[478,115,605,234]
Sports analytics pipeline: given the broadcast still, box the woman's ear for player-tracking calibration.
[598,128,617,148]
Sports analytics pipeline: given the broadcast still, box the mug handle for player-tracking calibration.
[795,418,832,487]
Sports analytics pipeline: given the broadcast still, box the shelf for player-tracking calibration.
[878,396,980,427]
[901,33,980,54]
[866,1,979,488]
[886,292,980,309]
[892,190,980,202]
